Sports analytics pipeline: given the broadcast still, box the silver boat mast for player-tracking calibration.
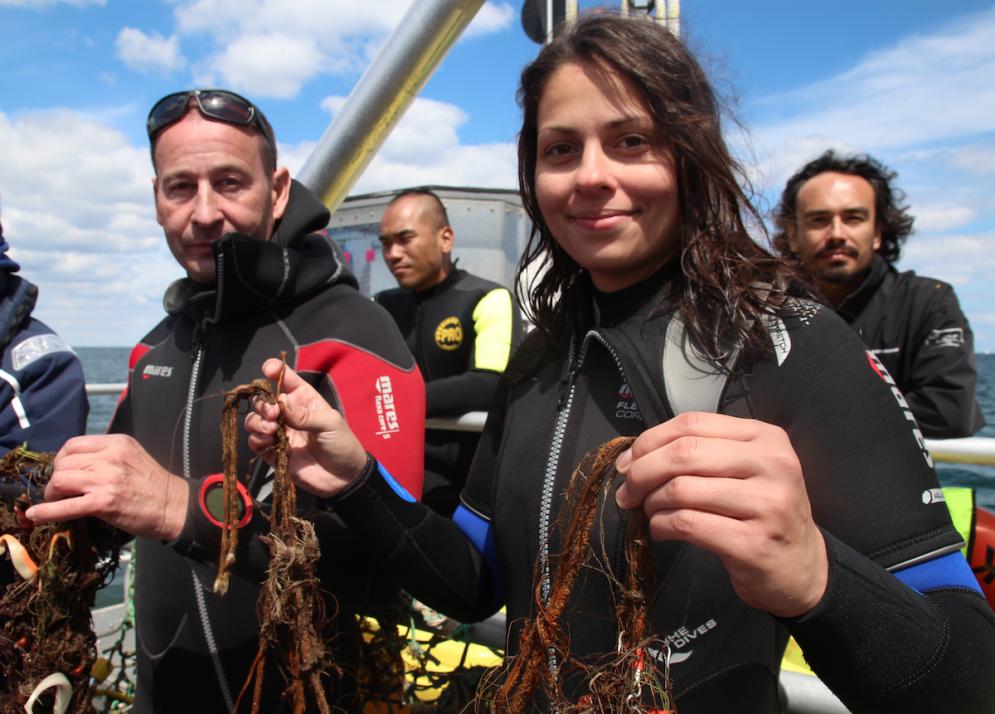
[297,0,487,213]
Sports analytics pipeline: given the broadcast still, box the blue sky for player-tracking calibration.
[1,0,993,350]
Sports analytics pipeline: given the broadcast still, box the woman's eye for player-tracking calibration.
[544,142,574,158]
[619,134,649,149]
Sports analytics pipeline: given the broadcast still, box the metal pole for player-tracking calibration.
[667,0,681,37]
[566,0,578,23]
[296,0,486,213]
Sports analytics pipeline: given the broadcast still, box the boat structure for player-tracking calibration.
[33,0,995,711]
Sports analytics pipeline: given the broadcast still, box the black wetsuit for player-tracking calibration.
[837,255,984,438]
[376,269,521,513]
[335,266,995,713]
[110,181,425,713]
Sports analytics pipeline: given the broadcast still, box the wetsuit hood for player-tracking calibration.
[163,179,357,323]
[271,179,331,248]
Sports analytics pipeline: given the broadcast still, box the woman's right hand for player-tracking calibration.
[245,358,369,498]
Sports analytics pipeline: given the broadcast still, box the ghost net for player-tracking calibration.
[0,446,123,714]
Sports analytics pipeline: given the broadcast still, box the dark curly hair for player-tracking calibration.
[514,13,807,371]
[772,150,915,265]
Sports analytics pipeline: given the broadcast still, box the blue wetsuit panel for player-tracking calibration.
[453,504,503,605]
[377,462,416,502]
[894,552,982,595]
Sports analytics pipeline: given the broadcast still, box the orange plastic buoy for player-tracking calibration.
[968,506,995,608]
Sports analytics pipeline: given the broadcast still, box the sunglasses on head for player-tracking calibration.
[146,89,275,150]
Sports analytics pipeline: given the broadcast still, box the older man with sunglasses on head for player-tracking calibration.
[25,89,426,713]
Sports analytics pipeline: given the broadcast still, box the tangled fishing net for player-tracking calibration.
[480,436,676,713]
[0,446,123,714]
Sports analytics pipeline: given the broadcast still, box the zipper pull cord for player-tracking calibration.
[557,360,579,410]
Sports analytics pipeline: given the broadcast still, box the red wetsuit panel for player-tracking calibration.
[108,342,152,431]
[298,340,425,500]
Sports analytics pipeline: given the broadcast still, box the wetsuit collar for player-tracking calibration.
[589,260,680,329]
[415,266,463,300]
[835,254,891,324]
[163,181,357,324]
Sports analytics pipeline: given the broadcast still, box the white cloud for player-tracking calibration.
[0,110,179,346]
[910,203,976,233]
[354,141,517,194]
[321,95,469,164]
[171,0,512,99]
[464,2,516,38]
[206,33,324,99]
[116,28,186,75]
[747,6,995,192]
[312,94,517,192]
[951,142,995,175]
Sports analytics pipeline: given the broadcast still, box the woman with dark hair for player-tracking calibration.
[247,13,995,713]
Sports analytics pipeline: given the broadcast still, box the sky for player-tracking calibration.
[0,0,993,350]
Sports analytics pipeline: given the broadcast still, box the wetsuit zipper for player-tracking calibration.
[537,329,634,680]
[185,258,237,712]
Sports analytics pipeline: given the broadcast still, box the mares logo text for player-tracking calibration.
[374,375,400,438]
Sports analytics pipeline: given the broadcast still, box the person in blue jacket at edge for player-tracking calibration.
[246,14,995,714]
[0,216,88,455]
[0,211,89,606]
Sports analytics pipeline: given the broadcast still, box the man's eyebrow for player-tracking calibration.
[802,207,871,218]
[159,163,252,182]
[379,228,415,241]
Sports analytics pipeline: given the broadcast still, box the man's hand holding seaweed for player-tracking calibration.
[614,411,829,619]
[246,358,368,498]
[24,434,190,540]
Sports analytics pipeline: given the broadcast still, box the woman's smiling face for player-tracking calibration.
[534,60,681,292]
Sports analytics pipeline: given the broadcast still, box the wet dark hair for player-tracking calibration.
[515,13,804,369]
[388,188,452,230]
[772,150,914,264]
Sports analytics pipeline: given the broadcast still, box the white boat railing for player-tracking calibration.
[88,385,995,467]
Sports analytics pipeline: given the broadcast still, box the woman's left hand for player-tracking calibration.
[614,411,827,618]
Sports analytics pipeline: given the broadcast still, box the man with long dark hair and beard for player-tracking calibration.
[247,14,995,713]
[773,150,984,439]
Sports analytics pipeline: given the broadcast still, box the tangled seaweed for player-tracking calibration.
[218,373,337,714]
[481,436,676,713]
[0,446,122,714]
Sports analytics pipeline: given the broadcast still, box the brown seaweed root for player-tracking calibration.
[219,363,334,714]
[482,436,676,713]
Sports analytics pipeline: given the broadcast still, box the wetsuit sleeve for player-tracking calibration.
[327,381,512,622]
[328,458,498,623]
[754,307,995,711]
[0,328,88,453]
[296,301,426,500]
[784,531,995,712]
[425,288,522,417]
[901,283,984,438]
